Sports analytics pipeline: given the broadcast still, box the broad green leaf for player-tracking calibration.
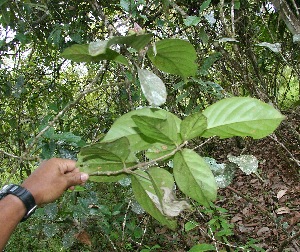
[103,108,182,152]
[51,132,82,144]
[89,40,109,56]
[131,170,177,229]
[137,68,167,106]
[173,149,217,207]
[184,16,201,26]
[199,52,222,76]
[188,243,216,252]
[145,143,176,161]
[227,154,258,175]
[184,221,199,232]
[43,223,59,238]
[88,34,152,57]
[77,157,135,183]
[199,27,209,44]
[108,33,152,51]
[79,137,131,162]
[132,115,180,145]
[148,167,190,217]
[61,44,128,65]
[0,0,8,8]
[202,97,285,139]
[181,112,207,141]
[199,0,211,13]
[77,137,136,182]
[147,39,197,79]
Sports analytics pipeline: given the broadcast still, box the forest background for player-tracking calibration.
[0,0,299,251]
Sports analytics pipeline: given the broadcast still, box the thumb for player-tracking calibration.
[67,172,89,187]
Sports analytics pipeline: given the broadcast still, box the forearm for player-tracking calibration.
[0,195,26,250]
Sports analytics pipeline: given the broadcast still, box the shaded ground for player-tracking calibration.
[145,109,300,252]
[204,109,300,251]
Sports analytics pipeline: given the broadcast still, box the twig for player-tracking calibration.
[269,134,300,167]
[89,141,188,177]
[168,0,188,18]
[192,137,213,150]
[278,229,300,252]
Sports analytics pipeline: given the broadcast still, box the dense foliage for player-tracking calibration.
[0,0,299,251]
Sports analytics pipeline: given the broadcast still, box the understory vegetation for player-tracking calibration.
[0,0,299,251]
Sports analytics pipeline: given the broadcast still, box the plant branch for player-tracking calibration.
[278,229,300,252]
[269,133,300,167]
[89,141,188,176]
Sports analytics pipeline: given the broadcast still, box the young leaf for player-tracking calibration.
[103,108,182,152]
[131,115,179,145]
[202,97,285,139]
[61,44,128,65]
[131,170,177,230]
[137,68,167,106]
[180,112,207,141]
[173,149,217,207]
[147,39,197,79]
[76,137,136,182]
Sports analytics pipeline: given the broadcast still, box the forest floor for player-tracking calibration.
[195,109,300,251]
[148,109,300,252]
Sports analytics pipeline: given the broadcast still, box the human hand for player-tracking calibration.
[21,158,89,206]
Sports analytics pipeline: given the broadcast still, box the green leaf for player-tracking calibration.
[147,39,197,79]
[61,44,128,65]
[51,132,82,144]
[103,108,182,152]
[131,170,177,230]
[89,40,109,56]
[184,16,201,26]
[181,112,207,141]
[145,143,176,161]
[79,137,131,163]
[199,52,222,76]
[77,137,136,182]
[188,243,216,252]
[202,97,285,139]
[108,33,152,51]
[173,149,217,207]
[148,167,190,217]
[132,115,180,145]
[199,0,211,13]
[0,0,8,8]
[184,221,199,232]
[138,68,167,106]
[199,27,209,44]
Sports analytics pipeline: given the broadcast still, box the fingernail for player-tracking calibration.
[80,173,89,182]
